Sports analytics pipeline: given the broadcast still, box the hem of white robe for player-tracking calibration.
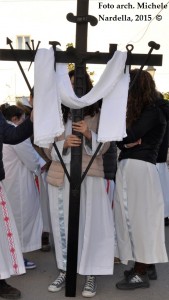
[115,247,168,265]
[57,261,114,275]
[78,267,114,276]
[115,255,168,265]
[22,243,42,253]
[0,267,26,280]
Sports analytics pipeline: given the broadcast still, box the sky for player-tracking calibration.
[0,0,169,93]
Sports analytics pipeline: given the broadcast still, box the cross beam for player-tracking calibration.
[0,48,163,66]
[0,0,163,298]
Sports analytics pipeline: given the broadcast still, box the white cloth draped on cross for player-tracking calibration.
[33,47,130,148]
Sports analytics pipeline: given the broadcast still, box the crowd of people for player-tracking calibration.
[0,68,169,299]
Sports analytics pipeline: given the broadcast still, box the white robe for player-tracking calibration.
[38,172,51,233]
[0,182,25,279]
[3,136,44,253]
[157,162,169,218]
[104,179,115,207]
[48,119,114,275]
[114,159,168,264]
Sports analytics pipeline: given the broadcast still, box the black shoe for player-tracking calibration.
[41,232,51,252]
[0,280,21,299]
[116,272,150,290]
[124,264,157,280]
[147,264,157,280]
[165,217,169,226]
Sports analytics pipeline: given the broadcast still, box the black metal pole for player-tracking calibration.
[6,38,32,93]
[66,0,90,297]
[129,41,160,91]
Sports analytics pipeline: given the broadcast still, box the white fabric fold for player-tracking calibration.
[34,47,129,148]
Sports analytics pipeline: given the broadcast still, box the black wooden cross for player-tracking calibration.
[0,0,163,297]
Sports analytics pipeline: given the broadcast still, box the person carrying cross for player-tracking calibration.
[45,70,114,298]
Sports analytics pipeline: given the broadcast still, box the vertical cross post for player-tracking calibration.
[66,0,92,297]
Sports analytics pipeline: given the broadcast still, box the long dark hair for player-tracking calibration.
[126,69,159,128]
[62,69,100,123]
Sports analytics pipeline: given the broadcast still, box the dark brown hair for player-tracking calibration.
[0,104,24,121]
[126,69,159,128]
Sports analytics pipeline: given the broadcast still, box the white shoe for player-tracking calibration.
[48,271,66,292]
[82,275,97,298]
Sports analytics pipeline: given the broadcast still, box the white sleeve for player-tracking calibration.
[13,138,45,175]
[84,131,103,156]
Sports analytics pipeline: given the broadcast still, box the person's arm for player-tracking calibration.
[122,106,158,145]
[13,138,44,174]
[63,134,81,149]
[1,112,33,145]
[124,139,141,148]
[72,120,109,155]
[157,98,169,121]
[72,121,92,141]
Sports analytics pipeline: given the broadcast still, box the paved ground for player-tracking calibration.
[7,225,169,300]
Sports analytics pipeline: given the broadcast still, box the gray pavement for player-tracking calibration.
[8,226,169,300]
